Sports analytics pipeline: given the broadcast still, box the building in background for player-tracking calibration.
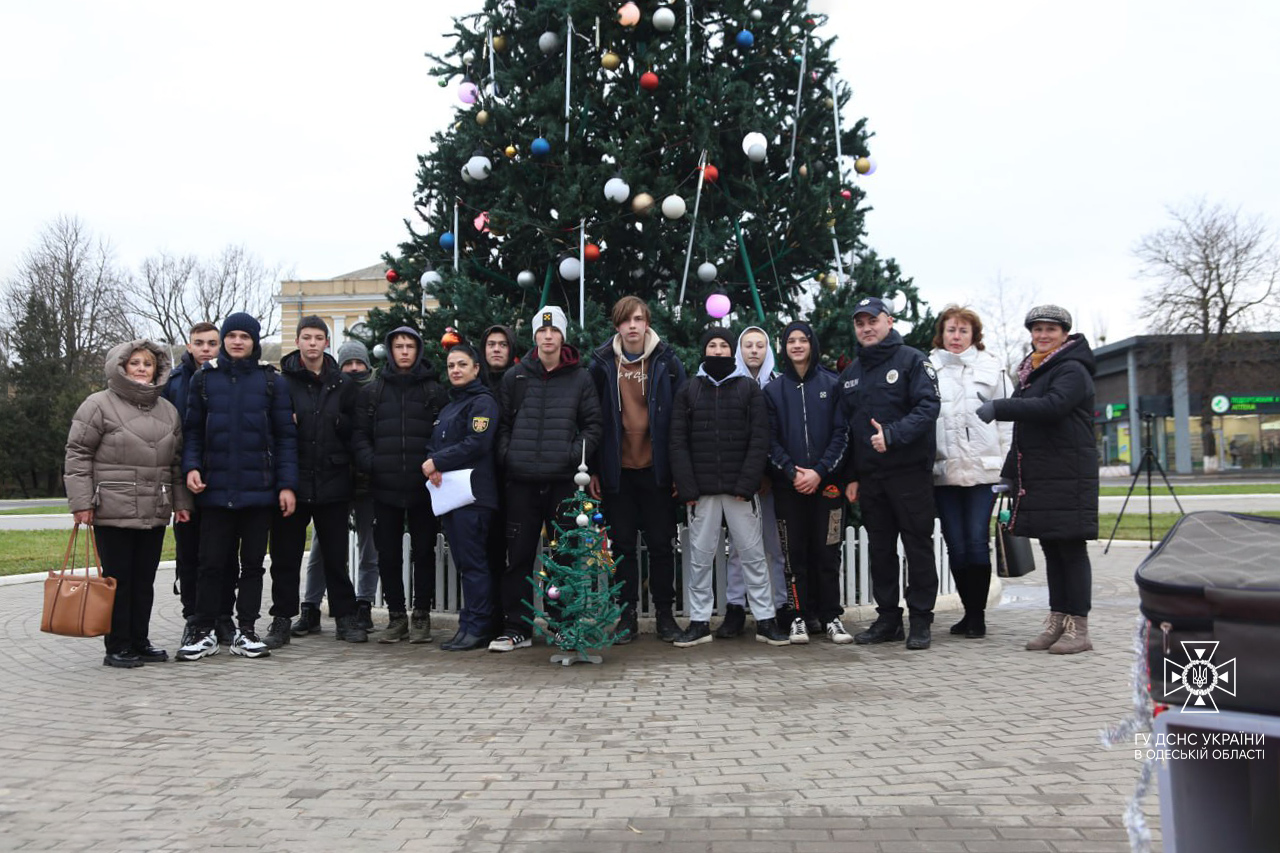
[276,263,438,353]
[1093,333,1280,473]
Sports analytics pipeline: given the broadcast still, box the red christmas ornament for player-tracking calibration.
[386,269,399,283]
[702,164,719,183]
[441,327,462,349]
[640,71,660,91]
[840,189,853,200]
[585,243,601,262]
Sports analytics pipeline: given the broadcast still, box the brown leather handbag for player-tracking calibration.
[41,523,116,637]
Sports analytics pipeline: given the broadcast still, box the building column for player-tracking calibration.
[1128,348,1141,474]
[1171,341,1192,474]
[331,315,345,353]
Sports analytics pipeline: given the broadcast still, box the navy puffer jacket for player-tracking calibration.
[764,322,848,488]
[427,379,500,511]
[182,355,299,509]
[994,334,1099,541]
[352,328,448,507]
[161,350,199,418]
[280,350,358,504]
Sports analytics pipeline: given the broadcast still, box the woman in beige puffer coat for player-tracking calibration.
[64,339,192,669]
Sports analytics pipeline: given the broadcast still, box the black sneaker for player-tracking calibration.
[755,618,791,646]
[906,619,932,650]
[672,621,712,648]
[715,604,746,638]
[655,607,681,643]
[613,605,638,645]
[356,600,374,632]
[131,641,168,663]
[264,616,292,650]
[854,617,905,645]
[214,616,236,646]
[179,621,199,649]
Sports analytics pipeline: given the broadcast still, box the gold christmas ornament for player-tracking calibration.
[492,34,508,53]
[824,96,835,109]
[824,273,839,291]
[631,192,655,215]
[855,156,873,175]
[476,110,490,126]
[504,144,517,158]
[798,164,808,178]
[601,50,621,70]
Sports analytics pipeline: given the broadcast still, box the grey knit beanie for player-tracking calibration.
[336,340,371,369]
[1024,304,1072,332]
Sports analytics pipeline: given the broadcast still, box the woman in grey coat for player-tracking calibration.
[65,340,192,668]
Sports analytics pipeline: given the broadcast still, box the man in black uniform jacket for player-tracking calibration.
[838,297,941,650]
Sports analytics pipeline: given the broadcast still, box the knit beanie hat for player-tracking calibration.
[220,312,261,345]
[699,327,735,356]
[336,340,371,369]
[532,306,569,342]
[1024,304,1072,332]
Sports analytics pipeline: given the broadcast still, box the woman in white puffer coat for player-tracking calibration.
[929,307,1012,639]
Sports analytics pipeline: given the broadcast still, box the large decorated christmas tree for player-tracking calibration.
[367,0,927,362]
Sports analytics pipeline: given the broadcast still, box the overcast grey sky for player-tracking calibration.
[3,1,1278,343]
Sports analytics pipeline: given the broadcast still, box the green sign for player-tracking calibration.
[1105,402,1128,420]
[1211,394,1280,414]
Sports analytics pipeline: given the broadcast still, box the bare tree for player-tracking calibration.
[1135,198,1280,468]
[125,244,283,343]
[973,271,1039,378]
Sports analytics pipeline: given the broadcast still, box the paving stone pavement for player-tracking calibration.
[0,543,1163,852]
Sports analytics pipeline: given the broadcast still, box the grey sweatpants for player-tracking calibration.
[685,494,776,622]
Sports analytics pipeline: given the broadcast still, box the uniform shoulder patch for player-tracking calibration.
[471,416,490,433]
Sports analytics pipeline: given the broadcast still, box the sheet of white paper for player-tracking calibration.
[426,469,476,516]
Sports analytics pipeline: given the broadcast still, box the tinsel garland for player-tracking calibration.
[1099,615,1156,853]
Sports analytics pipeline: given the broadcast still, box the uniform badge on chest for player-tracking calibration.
[885,369,899,384]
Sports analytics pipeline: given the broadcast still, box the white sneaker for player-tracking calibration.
[488,633,532,653]
[230,629,271,659]
[175,629,219,661]
[789,617,810,644]
[826,617,854,645]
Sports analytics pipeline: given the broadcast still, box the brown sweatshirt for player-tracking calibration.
[615,329,661,470]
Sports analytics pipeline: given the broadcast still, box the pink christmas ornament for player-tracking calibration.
[706,293,731,319]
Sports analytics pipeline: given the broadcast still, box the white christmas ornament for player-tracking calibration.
[750,9,762,20]
[661,194,687,219]
[747,144,766,163]
[603,176,631,203]
[517,270,537,288]
[575,513,590,528]
[742,132,768,155]
[462,50,476,65]
[459,164,476,184]
[697,262,718,282]
[420,267,442,289]
[538,31,561,54]
[652,6,676,31]
[465,152,492,180]
[559,256,582,280]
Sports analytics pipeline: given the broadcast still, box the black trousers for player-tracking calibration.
[194,506,272,631]
[773,485,845,623]
[603,467,678,611]
[858,470,939,622]
[501,479,575,635]
[94,525,166,654]
[373,500,437,613]
[173,508,237,620]
[442,506,495,635]
[1041,539,1092,617]
[269,501,358,620]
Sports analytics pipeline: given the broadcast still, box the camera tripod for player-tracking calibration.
[1104,413,1185,553]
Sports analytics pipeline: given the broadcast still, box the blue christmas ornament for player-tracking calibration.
[736,30,755,49]
[439,232,455,251]
[531,137,552,157]
[592,512,604,523]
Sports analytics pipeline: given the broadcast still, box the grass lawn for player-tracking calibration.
[0,528,178,577]
[1097,510,1280,541]
[0,506,69,516]
[1099,484,1280,496]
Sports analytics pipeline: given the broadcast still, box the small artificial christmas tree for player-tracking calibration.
[365,0,928,364]
[528,458,625,666]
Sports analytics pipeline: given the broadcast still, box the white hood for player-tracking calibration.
[734,326,776,388]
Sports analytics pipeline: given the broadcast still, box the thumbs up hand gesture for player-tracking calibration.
[870,418,888,453]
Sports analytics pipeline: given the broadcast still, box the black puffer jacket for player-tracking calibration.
[280,350,358,504]
[497,346,603,483]
[838,329,940,480]
[994,334,1099,540]
[670,370,770,501]
[352,328,448,507]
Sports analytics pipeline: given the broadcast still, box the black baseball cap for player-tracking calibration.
[852,296,890,318]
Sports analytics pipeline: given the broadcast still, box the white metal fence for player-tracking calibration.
[353,521,954,617]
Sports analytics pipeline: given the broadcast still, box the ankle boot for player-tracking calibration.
[715,603,746,638]
[292,603,322,637]
[1025,612,1066,651]
[376,612,409,643]
[1048,615,1093,655]
[335,614,368,643]
[408,609,433,644]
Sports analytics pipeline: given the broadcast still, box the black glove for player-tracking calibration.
[976,401,996,423]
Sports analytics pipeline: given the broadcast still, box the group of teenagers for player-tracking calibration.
[64,291,1101,669]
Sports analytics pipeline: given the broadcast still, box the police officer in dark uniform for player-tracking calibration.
[838,297,941,650]
[424,344,501,651]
